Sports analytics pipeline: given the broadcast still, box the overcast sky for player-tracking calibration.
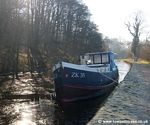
[83,0,150,41]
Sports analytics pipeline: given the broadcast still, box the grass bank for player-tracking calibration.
[117,58,150,64]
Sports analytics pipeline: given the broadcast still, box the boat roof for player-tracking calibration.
[84,51,116,55]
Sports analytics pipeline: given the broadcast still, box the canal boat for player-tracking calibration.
[53,51,118,106]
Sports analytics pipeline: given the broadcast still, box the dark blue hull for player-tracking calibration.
[53,63,118,105]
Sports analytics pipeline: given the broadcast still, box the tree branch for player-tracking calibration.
[125,22,135,36]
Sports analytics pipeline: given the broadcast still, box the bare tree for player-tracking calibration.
[145,32,150,43]
[0,0,105,76]
[125,12,143,61]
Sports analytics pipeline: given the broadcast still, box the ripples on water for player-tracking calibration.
[3,61,148,125]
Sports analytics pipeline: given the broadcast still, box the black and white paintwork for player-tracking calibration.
[53,52,119,107]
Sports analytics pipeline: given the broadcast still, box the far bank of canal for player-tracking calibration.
[88,64,150,125]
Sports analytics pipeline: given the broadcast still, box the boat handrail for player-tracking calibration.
[87,63,109,67]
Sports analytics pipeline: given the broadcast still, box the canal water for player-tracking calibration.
[116,61,131,83]
[0,61,132,125]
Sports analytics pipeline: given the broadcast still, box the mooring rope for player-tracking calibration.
[97,69,119,84]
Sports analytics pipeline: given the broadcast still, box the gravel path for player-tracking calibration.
[88,64,150,125]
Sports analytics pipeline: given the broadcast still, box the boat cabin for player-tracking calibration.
[80,51,115,65]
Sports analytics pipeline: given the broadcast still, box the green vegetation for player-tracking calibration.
[119,58,150,64]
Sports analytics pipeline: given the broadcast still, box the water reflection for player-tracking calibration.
[0,94,113,125]
[0,61,130,125]
[12,101,36,125]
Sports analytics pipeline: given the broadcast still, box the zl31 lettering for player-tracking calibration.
[71,72,85,78]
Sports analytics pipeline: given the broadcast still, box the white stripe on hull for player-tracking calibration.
[53,61,116,73]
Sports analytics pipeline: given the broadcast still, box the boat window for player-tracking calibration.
[102,54,109,63]
[93,54,101,64]
[84,53,110,65]
[86,55,93,64]
[81,55,84,59]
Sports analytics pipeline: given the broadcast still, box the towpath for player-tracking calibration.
[88,64,150,124]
